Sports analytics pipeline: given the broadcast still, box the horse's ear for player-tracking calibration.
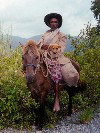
[19,42,25,55]
[19,42,23,48]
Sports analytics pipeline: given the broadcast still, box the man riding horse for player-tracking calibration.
[37,13,80,112]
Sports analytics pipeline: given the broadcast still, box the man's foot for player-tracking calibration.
[53,101,60,112]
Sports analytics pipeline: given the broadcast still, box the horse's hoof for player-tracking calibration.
[35,125,43,131]
[67,113,72,116]
[67,111,72,116]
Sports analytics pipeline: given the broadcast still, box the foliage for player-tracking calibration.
[91,0,100,19]
[66,24,100,110]
[79,108,94,124]
[91,0,100,34]
[0,43,69,129]
[0,24,100,129]
[0,46,39,129]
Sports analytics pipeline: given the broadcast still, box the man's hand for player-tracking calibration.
[41,45,48,50]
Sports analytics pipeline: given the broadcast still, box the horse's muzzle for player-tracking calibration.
[26,74,35,84]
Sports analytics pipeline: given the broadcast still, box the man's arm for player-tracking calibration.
[37,35,44,48]
[37,33,49,50]
[58,32,67,52]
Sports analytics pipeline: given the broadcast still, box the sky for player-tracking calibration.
[0,0,97,38]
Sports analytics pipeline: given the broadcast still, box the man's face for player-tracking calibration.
[49,18,58,30]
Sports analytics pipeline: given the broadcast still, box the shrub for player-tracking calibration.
[0,47,39,129]
[65,25,100,110]
[79,108,94,124]
[0,24,100,129]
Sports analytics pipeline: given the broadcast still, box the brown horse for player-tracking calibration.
[22,40,85,129]
[22,40,51,102]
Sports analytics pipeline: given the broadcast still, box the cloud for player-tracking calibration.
[0,0,96,38]
[0,0,14,10]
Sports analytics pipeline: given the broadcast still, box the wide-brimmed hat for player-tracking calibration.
[44,13,62,28]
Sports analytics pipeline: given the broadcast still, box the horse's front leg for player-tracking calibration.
[53,83,60,112]
[36,102,46,130]
[36,89,49,129]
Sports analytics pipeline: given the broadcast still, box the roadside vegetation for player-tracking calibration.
[0,23,100,129]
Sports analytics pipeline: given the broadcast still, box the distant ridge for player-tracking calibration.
[11,35,74,51]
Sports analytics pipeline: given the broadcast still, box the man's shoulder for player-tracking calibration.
[58,31,67,37]
[42,30,50,36]
[40,31,48,38]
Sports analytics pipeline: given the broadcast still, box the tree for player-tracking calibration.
[91,0,100,33]
[91,0,100,19]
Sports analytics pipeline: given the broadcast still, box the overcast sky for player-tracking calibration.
[0,0,97,38]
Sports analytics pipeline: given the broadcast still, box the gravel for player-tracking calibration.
[0,107,100,133]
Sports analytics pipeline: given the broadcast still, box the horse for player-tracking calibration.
[21,40,85,129]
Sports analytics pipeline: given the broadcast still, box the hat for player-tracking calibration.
[44,13,62,28]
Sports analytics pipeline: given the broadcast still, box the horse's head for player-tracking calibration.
[22,40,40,84]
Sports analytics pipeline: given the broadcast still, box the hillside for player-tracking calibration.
[11,35,74,51]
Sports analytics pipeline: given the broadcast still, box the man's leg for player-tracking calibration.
[53,83,60,112]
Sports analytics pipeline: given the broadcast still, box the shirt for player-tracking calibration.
[38,28,67,52]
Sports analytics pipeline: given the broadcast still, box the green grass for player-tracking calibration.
[79,108,94,124]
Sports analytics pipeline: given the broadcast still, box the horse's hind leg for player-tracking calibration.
[36,92,48,129]
[68,92,72,116]
[67,85,80,116]
[66,87,73,116]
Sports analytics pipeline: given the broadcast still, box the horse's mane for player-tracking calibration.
[22,40,38,55]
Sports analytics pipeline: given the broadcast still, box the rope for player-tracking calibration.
[40,65,49,77]
[41,52,62,80]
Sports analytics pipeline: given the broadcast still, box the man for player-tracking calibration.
[38,13,79,112]
[38,13,66,53]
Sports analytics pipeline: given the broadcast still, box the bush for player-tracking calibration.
[79,108,94,124]
[65,25,100,110]
[0,24,100,129]
[0,47,39,129]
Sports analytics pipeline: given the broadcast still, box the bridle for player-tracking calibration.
[25,63,37,68]
[25,63,40,75]
[23,48,49,77]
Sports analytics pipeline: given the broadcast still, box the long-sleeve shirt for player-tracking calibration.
[37,28,67,52]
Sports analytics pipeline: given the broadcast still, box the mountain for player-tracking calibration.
[28,35,42,42]
[11,35,74,51]
[11,36,27,49]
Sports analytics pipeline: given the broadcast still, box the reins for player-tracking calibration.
[25,64,36,67]
[25,63,39,75]
[41,52,59,75]
[41,52,68,86]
